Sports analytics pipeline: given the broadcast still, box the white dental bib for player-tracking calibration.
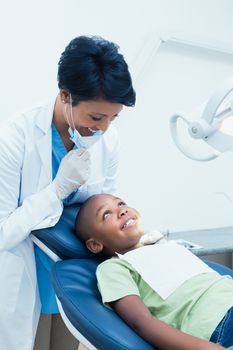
[118,241,213,299]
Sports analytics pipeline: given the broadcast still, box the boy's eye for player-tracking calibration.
[103,210,111,220]
[118,201,126,207]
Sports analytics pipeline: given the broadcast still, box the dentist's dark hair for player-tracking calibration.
[57,35,136,107]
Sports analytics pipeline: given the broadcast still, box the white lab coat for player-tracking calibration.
[0,100,119,350]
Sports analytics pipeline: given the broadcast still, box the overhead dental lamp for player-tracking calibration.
[170,77,233,161]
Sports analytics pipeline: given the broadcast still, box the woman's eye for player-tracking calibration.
[103,210,111,220]
[90,115,102,122]
[118,201,126,207]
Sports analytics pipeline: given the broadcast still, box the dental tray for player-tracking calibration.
[172,239,203,250]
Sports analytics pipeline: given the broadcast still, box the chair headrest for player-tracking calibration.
[32,204,97,260]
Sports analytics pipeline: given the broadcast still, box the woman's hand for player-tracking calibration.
[52,149,90,200]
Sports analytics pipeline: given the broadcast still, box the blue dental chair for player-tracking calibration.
[31,204,233,350]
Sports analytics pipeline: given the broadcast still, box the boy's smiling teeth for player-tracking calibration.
[122,218,136,229]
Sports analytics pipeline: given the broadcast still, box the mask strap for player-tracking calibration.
[64,103,71,128]
[63,93,75,131]
[69,94,76,130]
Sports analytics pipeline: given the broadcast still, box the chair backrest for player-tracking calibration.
[205,259,233,277]
[51,257,233,350]
[33,204,155,349]
[33,205,233,349]
[32,204,97,260]
[52,258,155,350]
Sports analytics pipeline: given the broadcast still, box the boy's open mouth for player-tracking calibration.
[121,218,136,230]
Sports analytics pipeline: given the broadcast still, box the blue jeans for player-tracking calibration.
[210,307,233,347]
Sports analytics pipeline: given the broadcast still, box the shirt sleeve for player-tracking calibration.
[0,119,63,250]
[96,259,140,306]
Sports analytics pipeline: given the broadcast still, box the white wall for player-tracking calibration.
[1,0,233,232]
[117,42,233,232]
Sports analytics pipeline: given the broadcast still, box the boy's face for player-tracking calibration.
[84,194,144,255]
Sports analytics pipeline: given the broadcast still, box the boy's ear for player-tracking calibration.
[86,238,103,254]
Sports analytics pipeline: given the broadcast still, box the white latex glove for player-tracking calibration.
[139,229,169,246]
[51,149,90,200]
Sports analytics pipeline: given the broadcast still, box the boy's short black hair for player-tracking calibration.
[74,195,97,242]
[57,35,136,107]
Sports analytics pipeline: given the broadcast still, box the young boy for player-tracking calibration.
[75,193,233,350]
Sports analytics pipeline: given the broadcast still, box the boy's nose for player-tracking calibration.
[119,208,128,217]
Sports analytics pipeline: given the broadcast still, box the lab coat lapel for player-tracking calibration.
[35,101,55,190]
[36,132,52,189]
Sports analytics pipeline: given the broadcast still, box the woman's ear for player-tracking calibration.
[60,89,70,104]
[86,238,103,254]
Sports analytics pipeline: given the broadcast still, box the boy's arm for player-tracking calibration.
[110,295,224,350]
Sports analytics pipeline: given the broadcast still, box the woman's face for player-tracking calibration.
[64,98,123,136]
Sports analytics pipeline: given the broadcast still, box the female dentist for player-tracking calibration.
[0,35,135,350]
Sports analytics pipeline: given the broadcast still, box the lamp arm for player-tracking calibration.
[202,77,233,124]
[170,114,220,161]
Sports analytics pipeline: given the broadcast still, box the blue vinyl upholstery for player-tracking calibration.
[32,204,96,260]
[205,260,233,278]
[52,258,155,350]
[32,205,233,350]
[51,258,233,350]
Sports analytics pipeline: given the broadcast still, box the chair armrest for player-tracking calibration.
[31,234,61,262]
